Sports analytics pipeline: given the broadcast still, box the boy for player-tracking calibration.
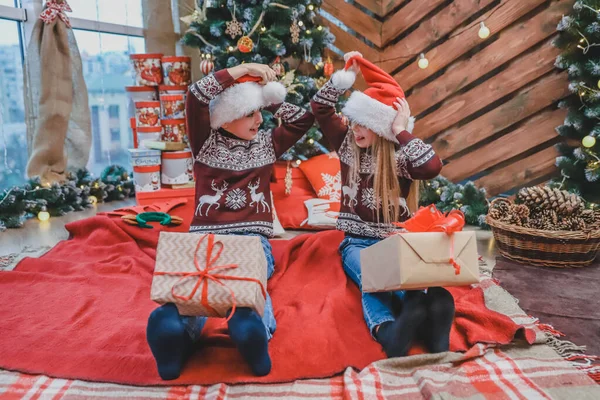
[147,63,314,380]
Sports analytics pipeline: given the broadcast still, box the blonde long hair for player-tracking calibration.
[348,136,419,224]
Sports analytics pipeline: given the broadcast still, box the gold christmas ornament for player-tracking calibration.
[225,5,243,39]
[88,195,98,205]
[285,161,293,195]
[315,76,327,89]
[237,36,254,53]
[290,10,300,44]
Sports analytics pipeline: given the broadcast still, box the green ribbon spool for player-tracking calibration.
[135,212,173,229]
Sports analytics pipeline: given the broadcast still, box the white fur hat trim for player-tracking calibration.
[209,81,287,129]
[342,91,415,143]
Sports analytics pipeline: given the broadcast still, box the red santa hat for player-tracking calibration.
[209,75,287,129]
[330,55,414,142]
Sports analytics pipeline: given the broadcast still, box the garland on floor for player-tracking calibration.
[419,176,490,228]
[0,165,135,231]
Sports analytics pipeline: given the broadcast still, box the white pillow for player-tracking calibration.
[301,198,339,228]
[271,192,286,237]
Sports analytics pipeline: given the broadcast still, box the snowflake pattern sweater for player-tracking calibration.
[311,80,443,239]
[187,69,315,237]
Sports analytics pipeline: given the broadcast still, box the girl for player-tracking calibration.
[311,52,454,357]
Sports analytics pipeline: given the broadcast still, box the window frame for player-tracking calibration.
[0,4,26,21]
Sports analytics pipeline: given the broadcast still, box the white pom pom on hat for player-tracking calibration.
[263,81,287,105]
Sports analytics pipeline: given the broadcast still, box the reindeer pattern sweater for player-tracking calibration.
[187,70,314,237]
[311,80,443,239]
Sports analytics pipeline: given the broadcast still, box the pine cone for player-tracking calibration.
[489,199,511,221]
[516,186,585,216]
[531,209,559,224]
[511,204,530,220]
[581,209,595,225]
[528,209,559,230]
[572,217,587,231]
[488,208,503,221]
[506,214,523,226]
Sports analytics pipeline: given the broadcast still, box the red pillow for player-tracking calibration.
[271,162,318,229]
[298,153,342,212]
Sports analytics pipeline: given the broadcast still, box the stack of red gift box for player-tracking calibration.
[126,54,196,211]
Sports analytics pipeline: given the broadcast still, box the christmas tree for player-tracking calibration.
[553,0,600,203]
[419,176,490,228]
[181,0,337,161]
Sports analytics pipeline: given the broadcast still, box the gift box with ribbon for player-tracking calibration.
[151,232,268,318]
[360,205,480,292]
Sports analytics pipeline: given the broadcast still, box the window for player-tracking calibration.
[68,0,143,29]
[73,29,144,176]
[0,17,26,192]
[0,0,172,190]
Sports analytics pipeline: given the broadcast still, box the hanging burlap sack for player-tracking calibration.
[25,0,91,185]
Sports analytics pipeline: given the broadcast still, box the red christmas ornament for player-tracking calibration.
[324,57,334,77]
[237,36,254,53]
[200,58,214,75]
[271,56,284,76]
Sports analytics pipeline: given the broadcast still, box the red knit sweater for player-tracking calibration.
[187,70,315,237]
[311,80,443,239]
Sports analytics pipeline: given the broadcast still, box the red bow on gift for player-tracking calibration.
[154,234,267,322]
[40,0,72,28]
[395,205,465,233]
[394,205,466,275]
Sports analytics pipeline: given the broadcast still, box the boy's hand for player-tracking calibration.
[392,97,411,134]
[229,63,277,84]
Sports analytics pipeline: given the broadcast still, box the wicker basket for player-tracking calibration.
[487,199,600,268]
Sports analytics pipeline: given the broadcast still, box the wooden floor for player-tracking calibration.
[0,200,498,268]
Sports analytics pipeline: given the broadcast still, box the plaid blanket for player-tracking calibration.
[1,274,598,399]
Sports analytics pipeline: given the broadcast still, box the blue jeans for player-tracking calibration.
[339,235,407,339]
[182,233,277,341]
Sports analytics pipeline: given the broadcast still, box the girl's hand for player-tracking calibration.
[392,97,411,134]
[344,51,363,62]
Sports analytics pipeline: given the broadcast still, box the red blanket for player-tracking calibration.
[0,215,533,385]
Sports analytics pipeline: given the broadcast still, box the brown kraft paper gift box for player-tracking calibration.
[151,232,268,317]
[360,231,480,292]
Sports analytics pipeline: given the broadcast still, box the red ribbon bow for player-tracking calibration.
[40,0,72,28]
[394,205,465,275]
[154,234,267,322]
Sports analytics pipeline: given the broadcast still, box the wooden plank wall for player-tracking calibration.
[320,0,573,196]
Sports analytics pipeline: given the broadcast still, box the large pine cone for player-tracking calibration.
[516,186,584,216]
